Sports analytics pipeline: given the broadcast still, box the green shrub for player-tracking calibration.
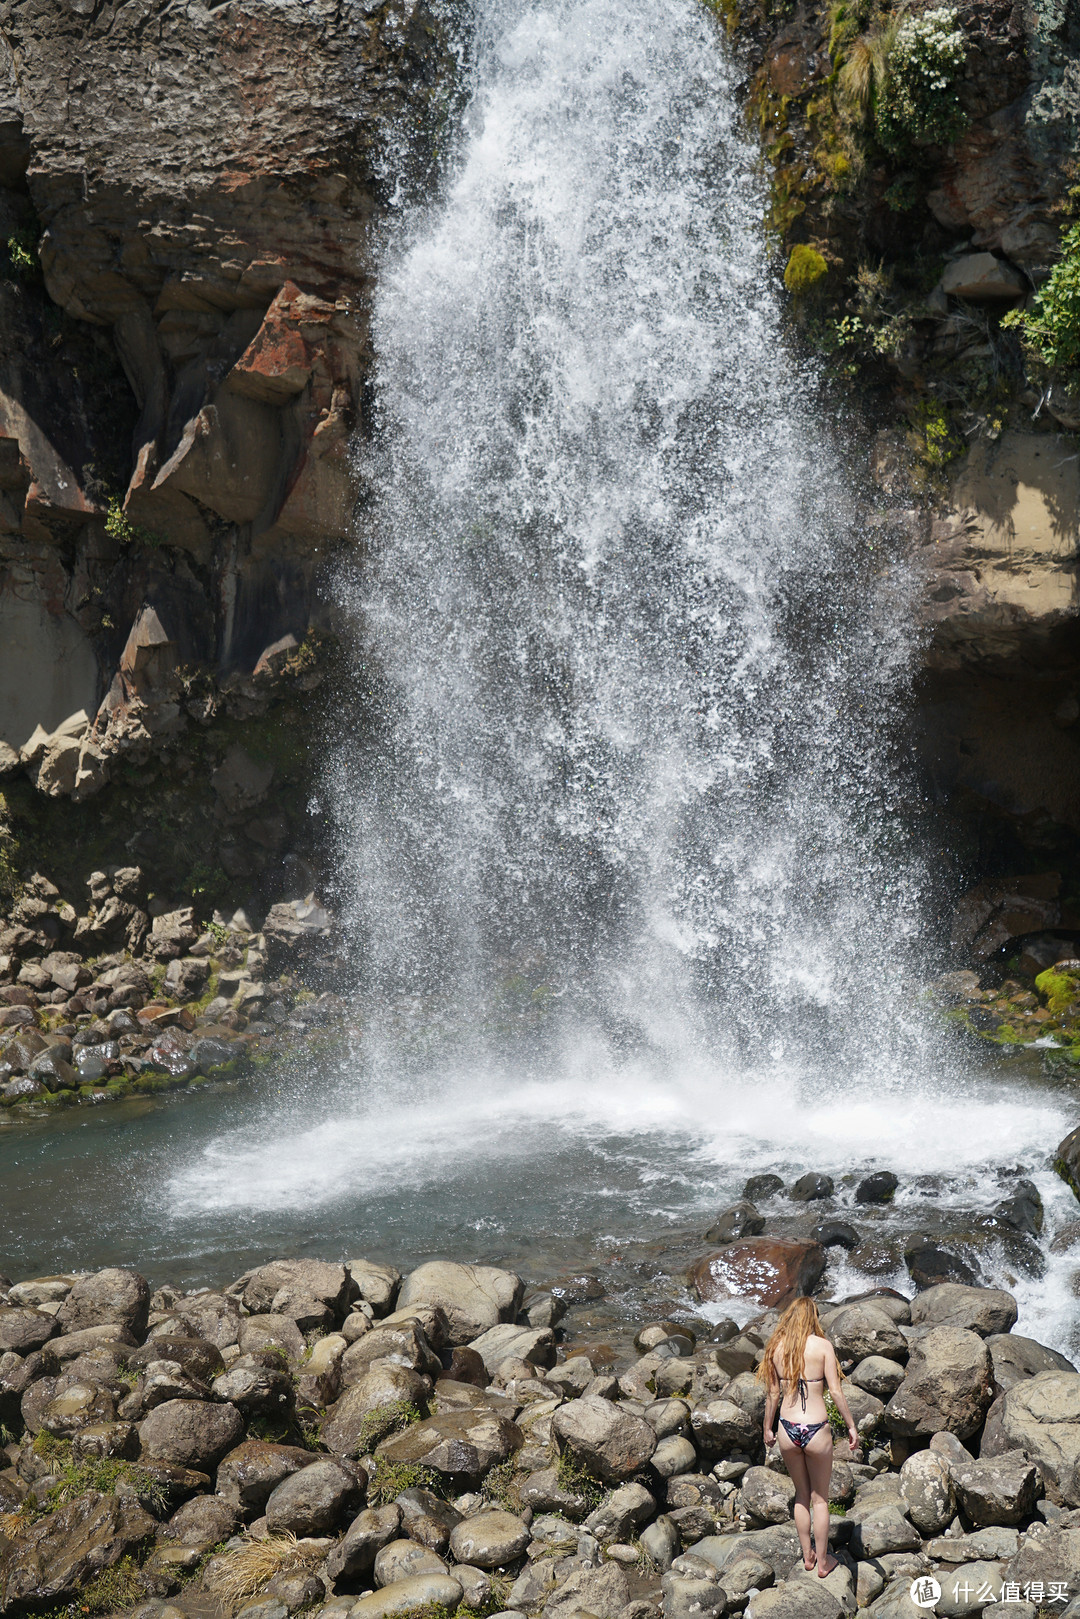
[784,244,828,296]
[1002,221,1080,379]
[876,7,968,154]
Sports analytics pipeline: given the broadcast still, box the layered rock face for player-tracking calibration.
[0,0,458,910]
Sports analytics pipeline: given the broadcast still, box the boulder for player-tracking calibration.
[849,1356,906,1398]
[847,1505,921,1559]
[211,1356,294,1416]
[951,1450,1040,1526]
[855,1172,899,1205]
[743,1580,843,1618]
[690,1237,826,1307]
[941,251,1026,301]
[0,1306,58,1354]
[1056,1124,1080,1201]
[0,1492,156,1607]
[909,1284,1017,1338]
[166,1493,240,1548]
[138,1398,244,1469]
[242,1258,352,1316]
[448,1509,530,1567]
[899,1446,955,1535]
[661,1563,726,1619]
[468,1322,557,1372]
[885,1327,994,1439]
[215,1439,317,1514]
[325,1502,403,1580]
[347,1259,402,1316]
[904,1234,978,1290]
[640,1513,681,1570]
[264,1456,362,1535]
[811,1220,861,1251]
[1003,1525,1080,1594]
[237,1314,305,1361]
[374,1539,448,1586]
[981,1370,1080,1505]
[396,1261,523,1345]
[395,1486,462,1553]
[789,1173,834,1202]
[986,1333,1076,1393]
[551,1394,657,1482]
[690,1397,759,1459]
[321,1365,430,1456]
[738,1464,796,1525]
[340,1320,441,1382]
[542,1561,630,1619]
[376,1407,523,1479]
[349,1574,464,1619]
[41,1381,118,1437]
[652,1433,697,1477]
[168,1291,240,1349]
[822,1303,908,1366]
[704,1201,765,1243]
[583,1481,657,1542]
[57,1268,150,1339]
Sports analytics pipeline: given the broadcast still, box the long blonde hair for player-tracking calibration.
[756,1296,824,1393]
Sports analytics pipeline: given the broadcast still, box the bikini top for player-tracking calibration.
[778,1373,824,1412]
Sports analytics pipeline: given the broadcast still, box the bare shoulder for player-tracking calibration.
[809,1333,836,1359]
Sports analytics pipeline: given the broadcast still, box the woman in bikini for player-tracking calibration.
[757,1296,860,1578]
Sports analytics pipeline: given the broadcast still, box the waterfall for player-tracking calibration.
[334,0,929,1086]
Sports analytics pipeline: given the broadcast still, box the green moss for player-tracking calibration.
[74,1555,145,1615]
[367,1456,445,1507]
[784,244,829,296]
[353,1400,423,1454]
[1036,968,1078,1016]
[554,1449,605,1507]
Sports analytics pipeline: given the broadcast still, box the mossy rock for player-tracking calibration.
[1036,967,1079,1016]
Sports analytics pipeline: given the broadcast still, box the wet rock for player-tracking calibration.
[552,1393,656,1482]
[812,1220,860,1250]
[856,1172,899,1205]
[442,1346,488,1387]
[377,1406,523,1479]
[139,1398,244,1469]
[57,1267,150,1339]
[264,1456,362,1535]
[885,1327,993,1440]
[744,1173,785,1202]
[1053,1125,1080,1201]
[27,1049,78,1090]
[981,1370,1080,1505]
[789,1173,834,1202]
[899,1448,955,1535]
[0,1488,157,1608]
[326,1502,402,1580]
[42,1381,118,1437]
[0,1305,58,1353]
[909,1284,1017,1338]
[449,1509,530,1567]
[991,1180,1043,1238]
[396,1261,524,1345]
[705,1201,765,1243]
[321,1365,430,1457]
[904,1234,978,1290]
[690,1237,826,1307]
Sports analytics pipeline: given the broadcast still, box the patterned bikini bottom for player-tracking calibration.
[780,1417,828,1449]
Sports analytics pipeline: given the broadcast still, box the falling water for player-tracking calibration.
[336,0,929,1086]
[20,0,1070,1351]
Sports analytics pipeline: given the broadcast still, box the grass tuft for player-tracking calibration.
[211,1531,324,1604]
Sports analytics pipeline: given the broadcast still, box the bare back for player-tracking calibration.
[772,1332,830,1424]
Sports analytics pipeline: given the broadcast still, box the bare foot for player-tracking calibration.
[802,1550,817,1572]
[817,1554,838,1579]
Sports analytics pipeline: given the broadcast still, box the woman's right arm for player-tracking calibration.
[823,1341,859,1451]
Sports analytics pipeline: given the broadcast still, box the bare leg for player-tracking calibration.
[804,1426,836,1576]
[777,1428,815,1569]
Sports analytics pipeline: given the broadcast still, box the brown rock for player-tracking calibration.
[0,1489,157,1608]
[691,1237,826,1307]
[56,1268,150,1339]
[216,1438,319,1516]
[138,1398,244,1469]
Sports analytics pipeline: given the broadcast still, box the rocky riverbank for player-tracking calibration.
[1,1256,1079,1618]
